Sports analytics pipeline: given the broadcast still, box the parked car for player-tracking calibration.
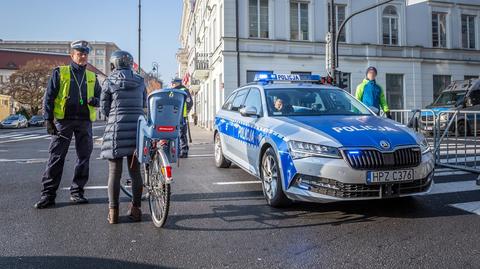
[28,115,45,127]
[1,114,28,129]
[420,79,480,136]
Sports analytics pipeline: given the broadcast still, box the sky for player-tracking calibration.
[0,0,183,81]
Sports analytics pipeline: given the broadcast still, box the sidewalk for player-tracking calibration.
[189,124,213,145]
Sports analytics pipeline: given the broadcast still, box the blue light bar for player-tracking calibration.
[253,73,322,83]
[347,150,360,155]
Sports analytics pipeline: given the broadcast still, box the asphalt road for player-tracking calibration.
[0,123,479,269]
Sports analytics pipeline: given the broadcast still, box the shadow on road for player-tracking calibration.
[166,190,478,231]
[0,256,171,269]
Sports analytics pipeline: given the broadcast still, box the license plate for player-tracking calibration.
[367,169,414,184]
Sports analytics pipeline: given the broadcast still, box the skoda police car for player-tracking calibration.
[213,74,435,207]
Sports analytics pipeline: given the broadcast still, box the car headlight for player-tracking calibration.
[439,114,448,121]
[420,137,431,154]
[288,140,341,159]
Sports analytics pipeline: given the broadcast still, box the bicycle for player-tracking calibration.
[136,88,186,228]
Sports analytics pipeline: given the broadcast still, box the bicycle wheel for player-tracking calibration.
[147,149,171,228]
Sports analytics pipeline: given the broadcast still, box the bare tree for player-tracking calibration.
[0,59,57,115]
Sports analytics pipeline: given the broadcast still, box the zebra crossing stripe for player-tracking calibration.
[0,134,50,144]
[450,201,480,215]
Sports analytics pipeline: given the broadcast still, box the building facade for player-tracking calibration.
[178,0,480,130]
[0,40,121,75]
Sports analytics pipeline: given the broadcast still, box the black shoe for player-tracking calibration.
[34,197,55,209]
[70,194,88,204]
[179,153,188,158]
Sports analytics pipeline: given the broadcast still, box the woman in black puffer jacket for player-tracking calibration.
[100,51,146,224]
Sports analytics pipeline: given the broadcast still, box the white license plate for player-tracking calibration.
[367,169,414,183]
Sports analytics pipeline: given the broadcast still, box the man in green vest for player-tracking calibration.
[35,40,101,209]
[172,78,193,158]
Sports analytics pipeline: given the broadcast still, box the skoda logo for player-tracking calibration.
[380,140,390,149]
[169,91,174,98]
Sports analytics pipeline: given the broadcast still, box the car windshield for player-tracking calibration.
[265,87,372,116]
[432,91,466,106]
[6,115,19,120]
[31,116,43,120]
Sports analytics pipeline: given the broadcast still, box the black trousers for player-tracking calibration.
[179,118,189,156]
[107,155,143,209]
[41,120,93,199]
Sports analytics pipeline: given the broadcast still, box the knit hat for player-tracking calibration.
[366,66,377,76]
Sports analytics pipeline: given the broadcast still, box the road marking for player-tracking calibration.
[214,181,261,185]
[188,154,214,157]
[430,180,480,195]
[435,170,472,176]
[61,186,108,190]
[450,201,480,215]
[0,135,50,144]
[0,158,48,163]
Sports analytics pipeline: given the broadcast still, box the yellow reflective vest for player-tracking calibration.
[54,65,96,122]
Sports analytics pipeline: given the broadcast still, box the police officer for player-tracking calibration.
[355,66,391,118]
[35,40,101,209]
[171,78,193,158]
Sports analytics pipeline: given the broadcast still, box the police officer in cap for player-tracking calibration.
[171,78,193,158]
[35,40,101,209]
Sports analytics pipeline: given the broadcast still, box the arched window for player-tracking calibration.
[383,6,399,45]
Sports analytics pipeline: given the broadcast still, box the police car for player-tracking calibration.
[214,74,435,207]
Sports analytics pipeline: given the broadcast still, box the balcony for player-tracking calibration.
[189,78,201,92]
[192,52,210,80]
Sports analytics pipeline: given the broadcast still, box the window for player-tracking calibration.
[249,0,269,38]
[95,49,105,55]
[465,75,479,80]
[95,59,104,66]
[432,12,447,48]
[247,70,273,83]
[461,15,476,49]
[467,90,480,106]
[328,4,346,42]
[382,6,399,45]
[433,75,451,100]
[231,89,250,112]
[213,19,217,49]
[386,74,404,109]
[290,1,309,41]
[243,88,263,115]
[265,88,371,116]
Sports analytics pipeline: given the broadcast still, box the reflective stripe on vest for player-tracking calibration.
[54,65,96,122]
[180,87,188,118]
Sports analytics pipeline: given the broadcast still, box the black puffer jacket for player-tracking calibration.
[100,69,146,159]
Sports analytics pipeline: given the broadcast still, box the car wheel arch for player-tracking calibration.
[258,139,287,191]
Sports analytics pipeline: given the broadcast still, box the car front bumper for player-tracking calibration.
[284,152,435,202]
[1,123,19,128]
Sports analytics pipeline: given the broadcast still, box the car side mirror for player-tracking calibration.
[464,97,472,108]
[240,106,258,117]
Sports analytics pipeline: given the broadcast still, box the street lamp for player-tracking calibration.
[137,0,142,74]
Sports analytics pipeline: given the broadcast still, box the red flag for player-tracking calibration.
[133,62,139,72]
[183,73,190,85]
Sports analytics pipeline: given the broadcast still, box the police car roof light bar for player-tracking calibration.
[253,73,330,84]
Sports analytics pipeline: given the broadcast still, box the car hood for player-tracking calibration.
[3,120,17,124]
[277,115,419,150]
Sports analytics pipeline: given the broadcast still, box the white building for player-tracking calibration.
[0,40,121,75]
[178,0,480,130]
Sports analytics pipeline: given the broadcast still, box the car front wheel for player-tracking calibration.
[260,147,292,207]
[214,132,231,168]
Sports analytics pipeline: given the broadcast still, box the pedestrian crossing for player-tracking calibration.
[0,131,102,144]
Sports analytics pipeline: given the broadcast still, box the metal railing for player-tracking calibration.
[389,109,480,185]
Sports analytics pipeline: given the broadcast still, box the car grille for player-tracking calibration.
[421,115,434,122]
[296,174,432,199]
[342,147,421,170]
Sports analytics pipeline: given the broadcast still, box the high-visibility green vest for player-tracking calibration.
[180,87,188,118]
[54,65,96,122]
